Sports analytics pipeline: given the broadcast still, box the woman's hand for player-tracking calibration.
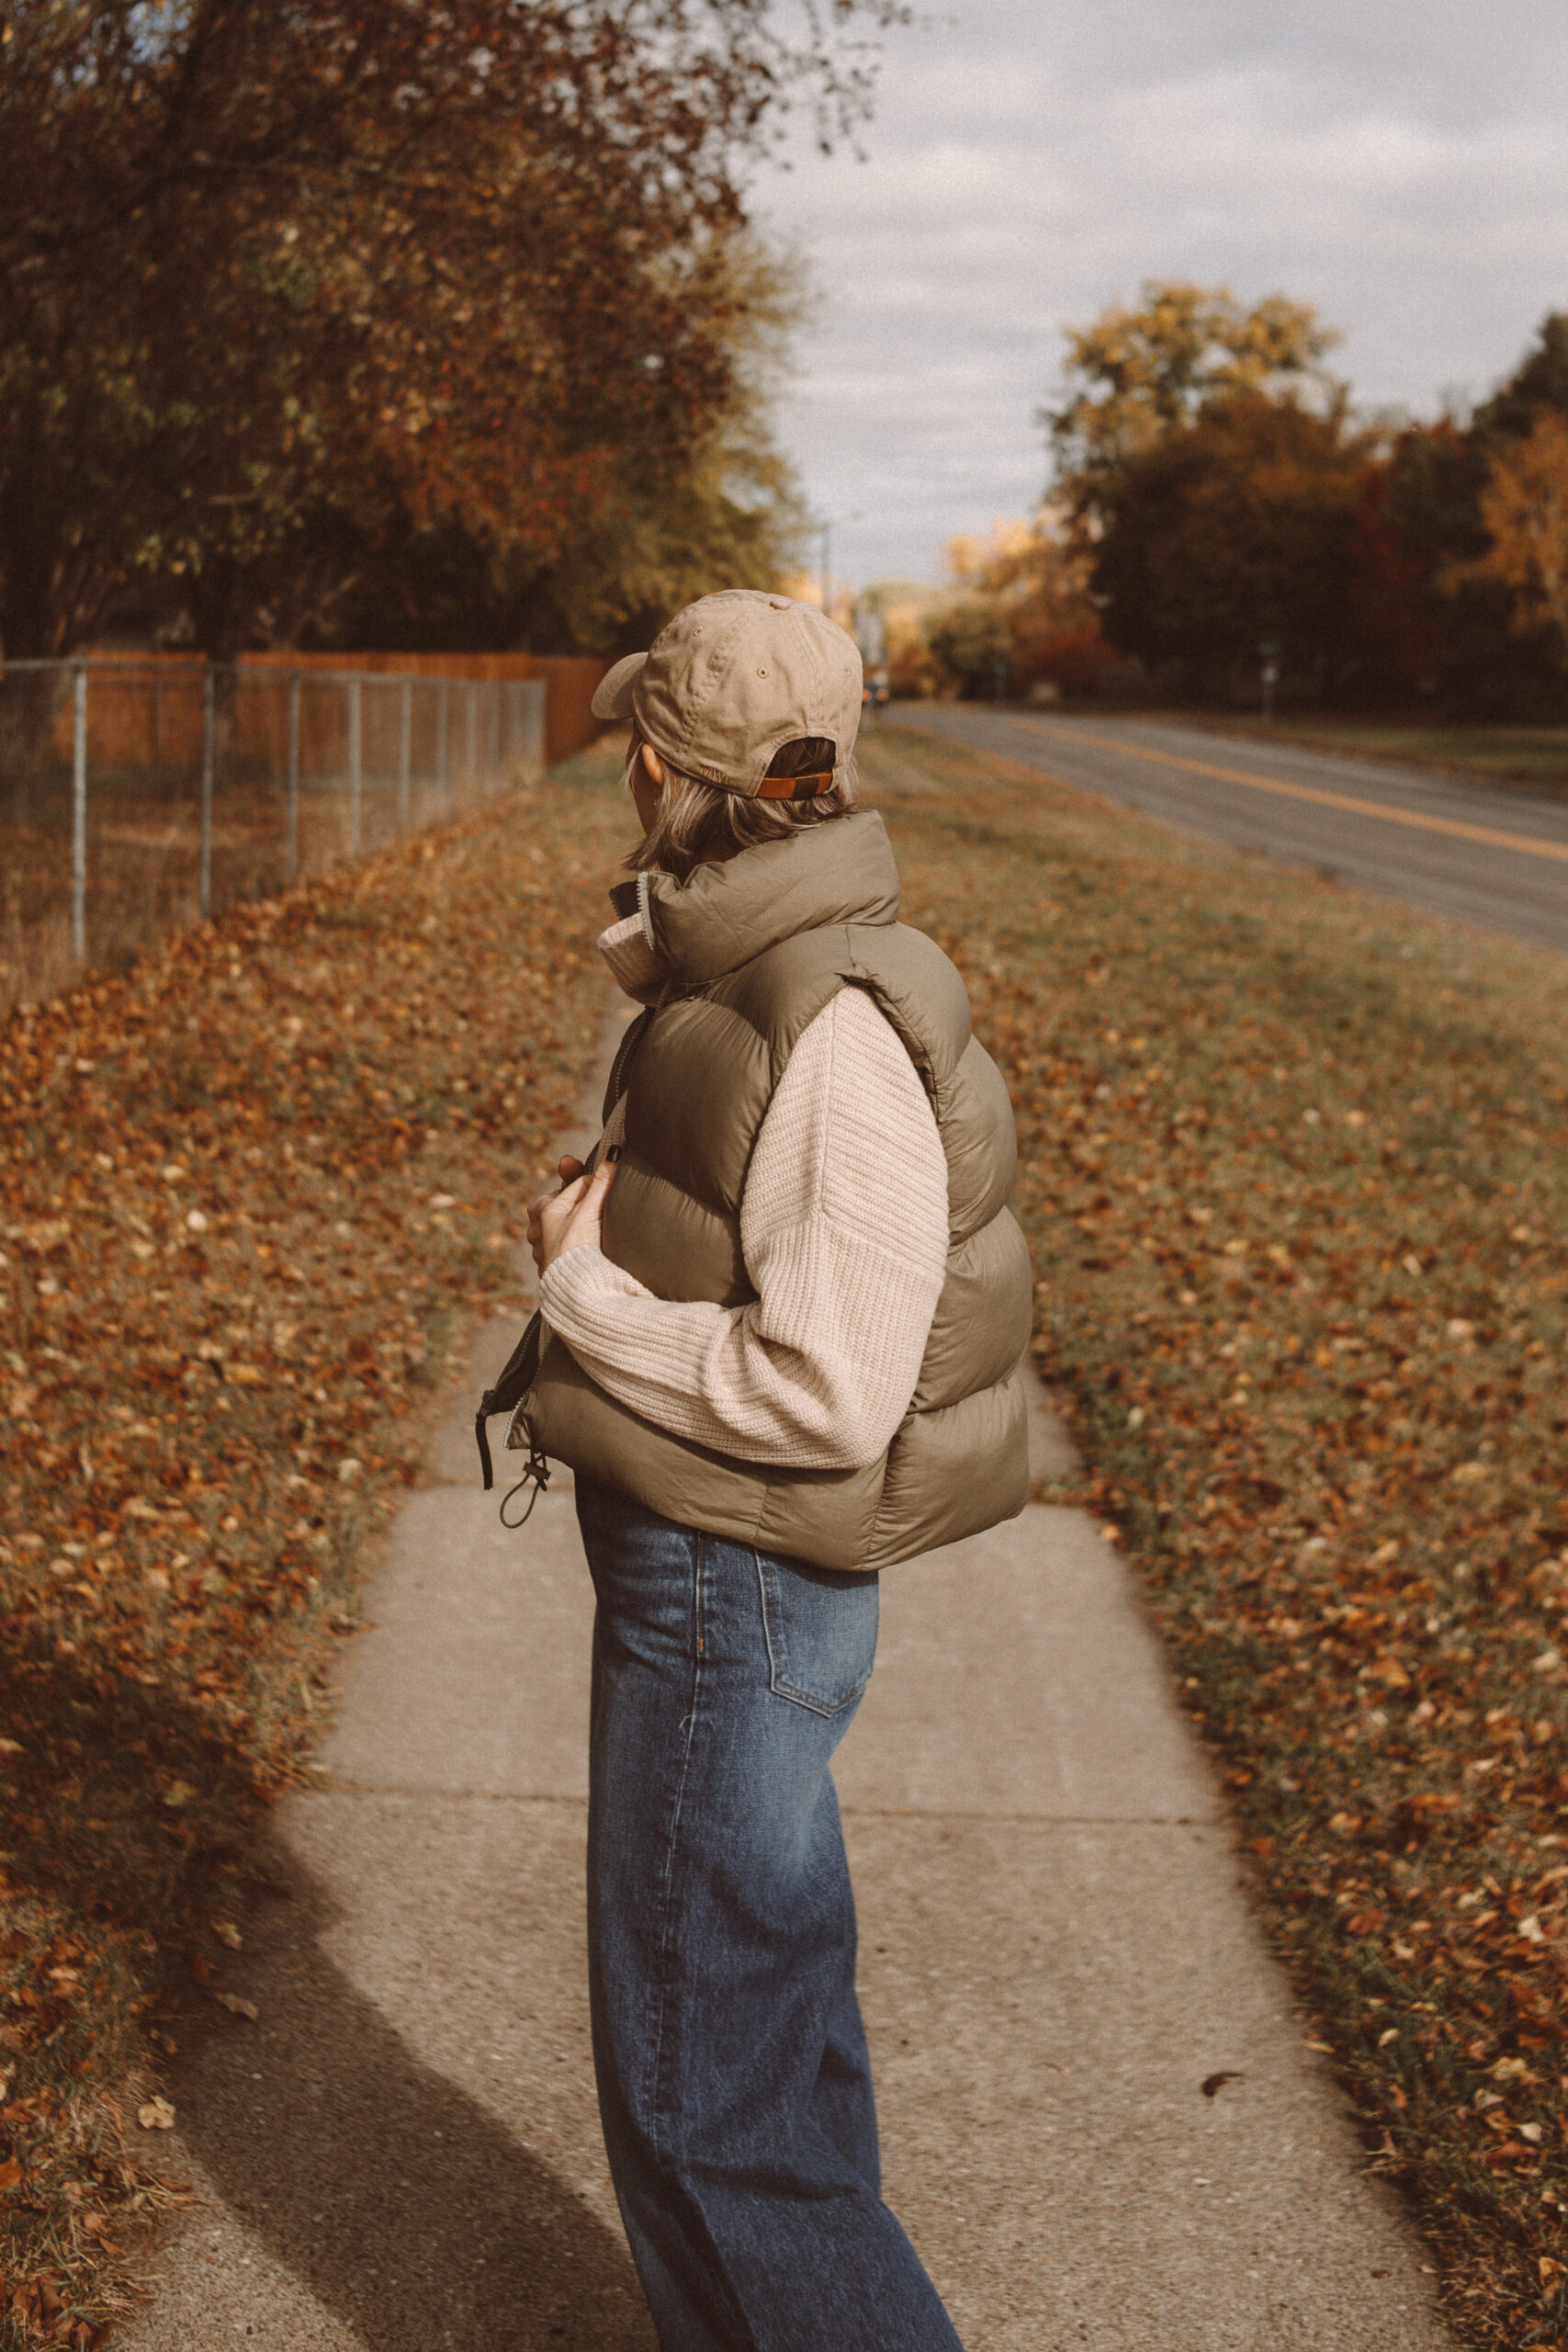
[526,1151,618,1276]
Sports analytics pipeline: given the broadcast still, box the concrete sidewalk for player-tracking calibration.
[129,1014,1456,2351]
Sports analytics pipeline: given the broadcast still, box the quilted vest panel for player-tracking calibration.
[516,811,1031,1571]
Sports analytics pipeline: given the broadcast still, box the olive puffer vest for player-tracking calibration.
[512,808,1032,1572]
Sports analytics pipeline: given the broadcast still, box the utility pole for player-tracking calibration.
[812,510,863,617]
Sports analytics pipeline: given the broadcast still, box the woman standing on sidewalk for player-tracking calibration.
[517,591,1032,2352]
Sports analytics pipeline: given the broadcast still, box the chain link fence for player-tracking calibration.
[1,658,547,1015]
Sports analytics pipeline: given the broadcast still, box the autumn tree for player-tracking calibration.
[1083,389,1373,693]
[1045,280,1337,514]
[320,239,812,658]
[1470,313,1568,449]
[1455,411,1568,664]
[1036,283,1355,695]
[0,0,904,658]
[1041,288,1568,712]
[922,515,1111,698]
[1357,313,1568,715]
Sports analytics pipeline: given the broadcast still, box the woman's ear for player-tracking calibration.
[640,742,667,787]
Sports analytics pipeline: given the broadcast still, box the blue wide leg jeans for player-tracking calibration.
[575,1476,964,2352]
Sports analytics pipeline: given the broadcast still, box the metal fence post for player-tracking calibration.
[347,674,363,856]
[199,665,216,919]
[71,662,88,959]
[464,683,479,798]
[436,680,449,803]
[398,675,412,829]
[520,677,546,774]
[491,682,503,792]
[287,672,302,884]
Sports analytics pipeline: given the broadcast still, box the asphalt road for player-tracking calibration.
[886,705,1568,956]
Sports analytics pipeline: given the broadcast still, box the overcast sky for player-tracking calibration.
[752,0,1568,590]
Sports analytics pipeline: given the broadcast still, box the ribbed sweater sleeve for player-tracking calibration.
[538,987,949,1470]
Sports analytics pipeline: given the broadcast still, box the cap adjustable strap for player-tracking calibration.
[757,770,834,801]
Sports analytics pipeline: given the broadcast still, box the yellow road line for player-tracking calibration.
[1028,720,1568,869]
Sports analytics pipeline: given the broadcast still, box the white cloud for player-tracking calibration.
[754,0,1568,584]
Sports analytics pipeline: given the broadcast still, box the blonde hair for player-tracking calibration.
[625,734,855,883]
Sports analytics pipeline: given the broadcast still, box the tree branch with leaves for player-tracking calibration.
[0,0,906,656]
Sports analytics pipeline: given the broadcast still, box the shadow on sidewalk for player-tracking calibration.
[163,1838,654,2351]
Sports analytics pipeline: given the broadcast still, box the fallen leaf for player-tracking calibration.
[0,2155,23,2192]
[1201,2070,1243,2098]
[137,2098,175,2131]
[211,1920,242,1950]
[0,763,625,2323]
[215,1993,258,2021]
[1369,1654,1411,1690]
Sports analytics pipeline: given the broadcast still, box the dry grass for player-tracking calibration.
[860,721,1568,2350]
[0,744,631,2346]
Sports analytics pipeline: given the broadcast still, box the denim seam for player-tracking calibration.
[638,1529,706,2150]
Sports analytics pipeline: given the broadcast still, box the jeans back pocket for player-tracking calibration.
[756,1555,879,1717]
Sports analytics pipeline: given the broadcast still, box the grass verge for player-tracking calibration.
[858,722,1568,2350]
[0,745,630,2346]
[1136,712,1568,796]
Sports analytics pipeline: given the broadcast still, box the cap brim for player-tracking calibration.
[591,651,648,724]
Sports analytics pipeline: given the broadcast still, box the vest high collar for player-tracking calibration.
[643,809,901,985]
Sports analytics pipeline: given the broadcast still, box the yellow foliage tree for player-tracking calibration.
[1462,411,1568,662]
[1046,281,1337,503]
[925,514,1110,696]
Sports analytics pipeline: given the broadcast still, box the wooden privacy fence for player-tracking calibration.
[3,650,609,1015]
[237,650,607,770]
[44,650,607,775]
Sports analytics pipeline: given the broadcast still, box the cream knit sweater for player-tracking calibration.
[537,917,950,1471]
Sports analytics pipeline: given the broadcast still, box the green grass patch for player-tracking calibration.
[859,721,1568,2351]
[0,744,633,2346]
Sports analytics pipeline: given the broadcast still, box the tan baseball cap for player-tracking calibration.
[591,590,863,798]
